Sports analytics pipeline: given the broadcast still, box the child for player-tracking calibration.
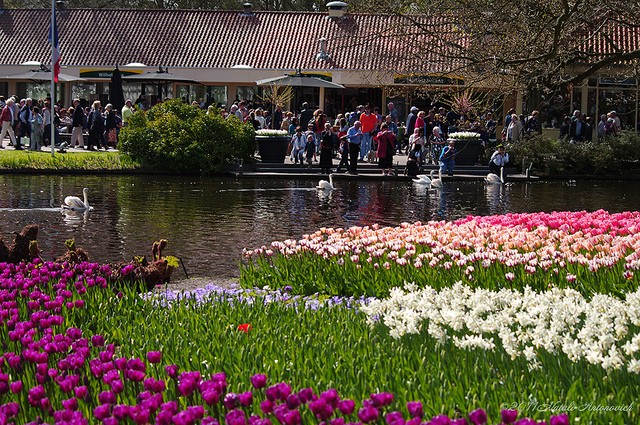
[30,107,44,151]
[304,134,316,168]
[335,135,349,173]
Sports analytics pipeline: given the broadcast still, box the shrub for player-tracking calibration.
[118,99,256,174]
[508,131,640,176]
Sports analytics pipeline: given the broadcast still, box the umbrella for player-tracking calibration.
[3,65,85,83]
[255,72,345,89]
[109,67,126,111]
[122,67,200,99]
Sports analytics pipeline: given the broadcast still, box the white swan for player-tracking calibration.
[62,188,94,211]
[485,167,504,185]
[430,169,443,189]
[316,174,335,190]
[412,173,432,185]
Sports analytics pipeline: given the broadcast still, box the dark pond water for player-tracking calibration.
[0,175,639,279]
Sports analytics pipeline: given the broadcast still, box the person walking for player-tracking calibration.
[103,104,117,149]
[346,120,364,175]
[17,98,33,150]
[30,107,44,151]
[0,98,17,149]
[70,99,85,148]
[87,101,104,151]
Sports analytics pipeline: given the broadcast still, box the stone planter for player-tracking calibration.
[256,135,290,164]
[449,138,483,165]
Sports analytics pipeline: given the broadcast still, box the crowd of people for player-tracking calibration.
[223,99,504,176]
[1,92,630,177]
[0,95,138,151]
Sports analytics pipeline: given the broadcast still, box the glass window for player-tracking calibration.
[237,86,258,103]
[598,87,638,130]
[176,85,228,108]
[17,83,57,103]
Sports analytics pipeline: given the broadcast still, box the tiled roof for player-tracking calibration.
[0,9,458,72]
[0,9,637,73]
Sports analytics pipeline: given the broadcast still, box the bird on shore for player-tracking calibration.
[62,188,94,211]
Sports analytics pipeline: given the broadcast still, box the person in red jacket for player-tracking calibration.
[0,98,17,148]
[359,104,378,161]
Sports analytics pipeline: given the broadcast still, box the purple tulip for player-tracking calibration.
[147,351,162,364]
[501,409,519,424]
[74,385,88,400]
[224,392,240,409]
[468,408,488,425]
[406,401,423,418]
[430,415,452,425]
[297,387,314,404]
[113,404,132,420]
[9,380,23,394]
[203,389,221,406]
[284,410,302,425]
[251,373,268,389]
[330,419,345,425]
[98,390,117,405]
[226,409,247,425]
[260,400,275,414]
[111,379,124,394]
[370,392,394,407]
[358,406,380,423]
[338,399,356,416]
[273,404,289,424]
[385,411,406,425]
[239,391,254,407]
[132,407,151,425]
[321,388,340,408]
[549,414,569,425]
[61,397,78,411]
[127,369,146,382]
[165,364,179,378]
[451,418,468,425]
[93,404,111,420]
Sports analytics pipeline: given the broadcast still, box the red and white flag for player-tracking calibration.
[48,14,61,82]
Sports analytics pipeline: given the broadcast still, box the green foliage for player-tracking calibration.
[76,285,639,424]
[118,99,256,174]
[508,131,640,176]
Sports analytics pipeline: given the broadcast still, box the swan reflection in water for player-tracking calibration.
[485,183,511,213]
[61,208,91,224]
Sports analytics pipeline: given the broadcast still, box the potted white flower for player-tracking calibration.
[447,131,483,165]
[255,129,290,163]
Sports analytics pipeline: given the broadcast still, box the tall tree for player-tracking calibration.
[346,0,640,97]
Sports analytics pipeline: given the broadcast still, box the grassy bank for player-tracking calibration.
[0,149,142,171]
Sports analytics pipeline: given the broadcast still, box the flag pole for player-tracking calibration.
[50,0,55,157]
